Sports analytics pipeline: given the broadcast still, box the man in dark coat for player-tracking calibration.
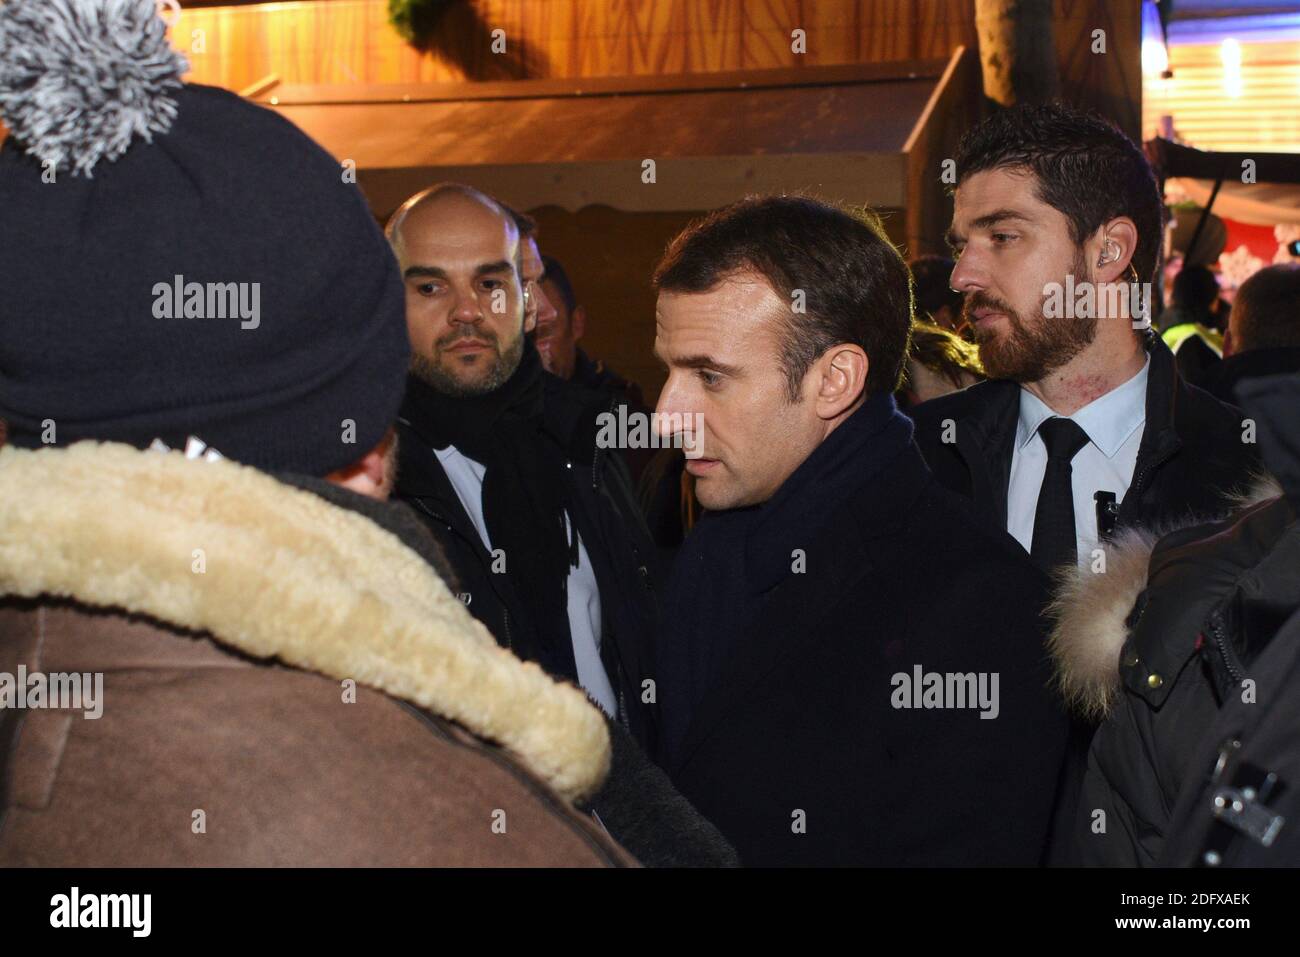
[907,106,1260,861]
[387,184,665,750]
[651,195,1068,866]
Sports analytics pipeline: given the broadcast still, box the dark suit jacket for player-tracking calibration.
[908,336,1261,540]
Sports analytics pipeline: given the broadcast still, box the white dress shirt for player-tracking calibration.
[1006,355,1150,566]
[435,444,617,716]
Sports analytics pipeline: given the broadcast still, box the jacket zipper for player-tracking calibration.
[1208,609,1245,689]
[1122,438,1179,525]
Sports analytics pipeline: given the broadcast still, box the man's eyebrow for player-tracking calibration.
[947,210,1036,249]
[474,260,514,277]
[403,265,448,281]
[662,352,742,376]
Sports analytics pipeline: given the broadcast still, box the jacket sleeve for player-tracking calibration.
[1077,695,1165,866]
[586,715,741,867]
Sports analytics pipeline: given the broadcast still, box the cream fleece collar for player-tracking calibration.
[0,442,609,801]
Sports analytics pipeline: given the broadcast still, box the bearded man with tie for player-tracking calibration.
[910,104,1260,863]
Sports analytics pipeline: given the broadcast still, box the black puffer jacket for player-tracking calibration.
[1048,371,1300,866]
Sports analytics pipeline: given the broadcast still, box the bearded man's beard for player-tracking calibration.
[964,250,1098,382]
[410,326,525,398]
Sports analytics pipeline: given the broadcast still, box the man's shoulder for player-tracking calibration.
[838,448,1042,595]
[915,477,1041,579]
[1171,376,1259,474]
[908,378,1019,437]
[1175,375,1248,432]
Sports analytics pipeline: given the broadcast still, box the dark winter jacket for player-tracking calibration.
[1048,479,1293,866]
[396,372,666,751]
[571,348,657,496]
[1206,346,1300,406]
[1159,601,1300,866]
[911,334,1263,864]
[1047,371,1300,867]
[660,399,1069,866]
[908,335,1260,540]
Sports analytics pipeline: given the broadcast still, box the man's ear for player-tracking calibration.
[814,345,869,420]
[572,304,586,341]
[328,427,396,501]
[1095,217,1140,285]
[522,281,538,334]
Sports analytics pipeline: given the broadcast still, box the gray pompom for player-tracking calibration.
[0,0,188,177]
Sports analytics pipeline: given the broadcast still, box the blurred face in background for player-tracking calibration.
[518,236,553,340]
[654,271,826,511]
[537,275,584,380]
[391,191,527,397]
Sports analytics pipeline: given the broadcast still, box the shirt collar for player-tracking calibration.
[1015,353,1150,459]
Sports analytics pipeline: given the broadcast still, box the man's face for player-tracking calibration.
[948,167,1097,382]
[537,277,580,379]
[654,271,825,511]
[518,237,553,337]
[393,194,526,397]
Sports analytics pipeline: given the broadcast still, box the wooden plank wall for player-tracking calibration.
[176,0,977,88]
[175,0,1138,134]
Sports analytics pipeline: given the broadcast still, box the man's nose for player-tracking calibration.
[534,285,558,326]
[654,377,691,438]
[449,286,483,325]
[949,249,985,295]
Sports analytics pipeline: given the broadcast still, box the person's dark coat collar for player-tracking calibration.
[1116,332,1186,523]
[743,391,915,593]
[667,399,930,776]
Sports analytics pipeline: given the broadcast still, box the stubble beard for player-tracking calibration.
[410,327,525,398]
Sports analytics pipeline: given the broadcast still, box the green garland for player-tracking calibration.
[388,0,457,45]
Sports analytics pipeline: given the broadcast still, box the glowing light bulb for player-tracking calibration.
[1142,39,1168,76]
[1221,38,1243,98]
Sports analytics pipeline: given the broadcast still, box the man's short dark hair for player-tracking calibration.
[955,104,1164,286]
[541,254,577,314]
[499,202,537,239]
[653,195,913,400]
[1233,263,1300,352]
[909,254,963,320]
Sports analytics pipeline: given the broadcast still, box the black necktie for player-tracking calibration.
[1030,417,1091,573]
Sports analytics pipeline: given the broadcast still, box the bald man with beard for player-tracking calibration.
[387,184,665,748]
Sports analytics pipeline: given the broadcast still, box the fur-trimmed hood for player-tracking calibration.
[1047,472,1283,721]
[0,441,610,801]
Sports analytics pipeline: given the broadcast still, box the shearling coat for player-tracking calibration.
[0,442,635,867]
